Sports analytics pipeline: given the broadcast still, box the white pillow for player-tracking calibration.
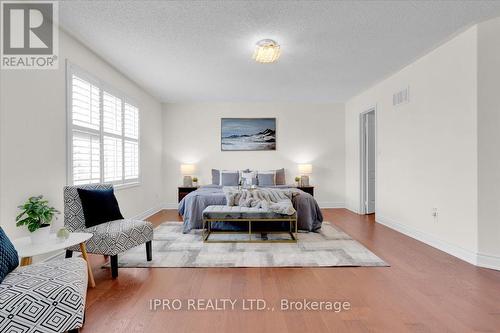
[240,171,257,186]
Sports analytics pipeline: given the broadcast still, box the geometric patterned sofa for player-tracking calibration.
[63,184,153,279]
[0,258,87,333]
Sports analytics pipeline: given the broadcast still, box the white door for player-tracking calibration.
[365,111,376,213]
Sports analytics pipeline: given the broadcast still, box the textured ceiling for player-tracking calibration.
[59,1,500,103]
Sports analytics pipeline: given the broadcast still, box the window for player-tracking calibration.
[68,65,139,186]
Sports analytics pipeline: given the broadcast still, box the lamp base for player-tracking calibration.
[183,176,193,187]
[300,175,309,186]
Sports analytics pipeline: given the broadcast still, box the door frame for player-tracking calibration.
[359,106,377,215]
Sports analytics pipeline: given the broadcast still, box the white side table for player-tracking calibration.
[12,232,96,288]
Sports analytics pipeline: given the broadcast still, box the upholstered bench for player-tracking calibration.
[0,258,88,333]
[202,205,297,243]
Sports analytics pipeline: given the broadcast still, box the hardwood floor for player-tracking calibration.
[82,209,500,333]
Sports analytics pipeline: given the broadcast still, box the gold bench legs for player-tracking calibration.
[202,217,298,243]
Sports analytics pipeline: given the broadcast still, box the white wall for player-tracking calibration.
[0,30,164,239]
[477,17,500,269]
[345,26,479,261]
[162,102,345,208]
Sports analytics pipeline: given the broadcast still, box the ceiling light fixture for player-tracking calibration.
[253,39,281,63]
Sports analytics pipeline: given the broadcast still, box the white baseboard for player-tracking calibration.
[163,203,178,210]
[318,202,345,209]
[43,249,67,262]
[132,202,166,220]
[345,205,360,214]
[376,214,478,266]
[476,252,500,271]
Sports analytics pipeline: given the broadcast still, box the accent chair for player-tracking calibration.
[63,184,153,278]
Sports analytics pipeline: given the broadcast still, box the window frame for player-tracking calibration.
[66,61,140,189]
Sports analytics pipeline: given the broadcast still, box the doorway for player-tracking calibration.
[360,108,376,214]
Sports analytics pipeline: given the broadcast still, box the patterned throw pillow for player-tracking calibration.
[240,171,257,186]
[0,227,19,283]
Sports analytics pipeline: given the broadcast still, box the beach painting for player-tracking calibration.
[221,118,276,151]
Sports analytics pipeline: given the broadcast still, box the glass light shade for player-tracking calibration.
[298,164,312,175]
[180,164,195,175]
[253,39,281,63]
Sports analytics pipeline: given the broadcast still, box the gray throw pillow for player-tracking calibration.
[275,168,285,185]
[220,171,240,186]
[211,169,220,185]
[258,172,276,186]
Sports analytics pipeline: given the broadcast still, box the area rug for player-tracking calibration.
[113,222,388,268]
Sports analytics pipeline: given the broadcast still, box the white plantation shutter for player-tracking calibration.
[124,103,139,139]
[72,75,100,130]
[124,140,139,179]
[103,136,123,182]
[68,66,140,186]
[72,131,100,185]
[103,92,122,135]
[123,102,139,180]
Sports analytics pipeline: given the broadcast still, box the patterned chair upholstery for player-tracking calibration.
[64,184,153,278]
[0,258,87,333]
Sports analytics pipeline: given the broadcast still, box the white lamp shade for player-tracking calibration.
[298,164,312,175]
[180,164,195,175]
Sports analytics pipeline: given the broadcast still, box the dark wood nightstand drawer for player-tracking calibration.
[297,186,314,196]
[178,187,199,202]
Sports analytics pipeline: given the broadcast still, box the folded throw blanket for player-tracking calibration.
[223,187,297,215]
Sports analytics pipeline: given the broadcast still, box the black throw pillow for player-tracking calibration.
[0,227,19,283]
[77,188,124,228]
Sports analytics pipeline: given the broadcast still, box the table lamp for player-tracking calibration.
[181,164,195,187]
[298,164,312,186]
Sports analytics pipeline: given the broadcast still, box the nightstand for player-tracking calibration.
[178,186,199,202]
[297,186,314,196]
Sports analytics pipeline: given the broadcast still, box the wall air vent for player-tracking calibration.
[393,86,410,107]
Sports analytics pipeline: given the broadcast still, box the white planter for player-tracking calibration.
[30,226,51,244]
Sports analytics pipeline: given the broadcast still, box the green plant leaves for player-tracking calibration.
[15,195,60,233]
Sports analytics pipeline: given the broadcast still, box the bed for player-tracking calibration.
[179,185,323,233]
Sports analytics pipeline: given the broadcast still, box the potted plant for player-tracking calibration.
[295,176,301,187]
[192,177,198,187]
[16,196,60,244]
